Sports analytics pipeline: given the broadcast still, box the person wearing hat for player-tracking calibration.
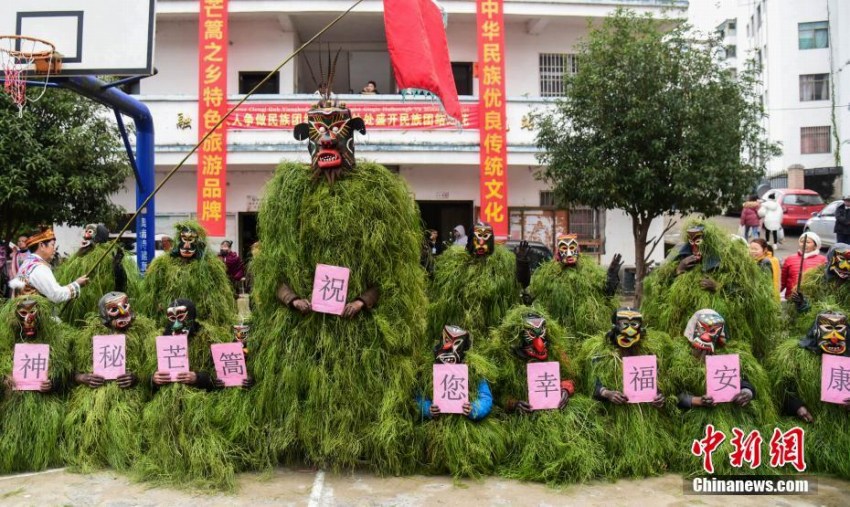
[782,231,827,296]
[8,227,88,303]
[833,195,850,245]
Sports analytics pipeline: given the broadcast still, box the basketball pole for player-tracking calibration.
[82,0,365,279]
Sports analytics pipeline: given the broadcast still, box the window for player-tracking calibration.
[821,201,840,216]
[782,193,824,206]
[757,5,762,29]
[798,21,829,49]
[799,74,830,101]
[539,191,556,207]
[800,126,831,154]
[238,71,279,95]
[507,207,604,256]
[539,53,578,97]
[725,45,737,58]
[729,21,736,32]
[452,62,473,96]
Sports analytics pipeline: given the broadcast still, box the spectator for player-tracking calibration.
[314,82,328,96]
[155,235,173,258]
[758,195,784,249]
[749,238,780,300]
[426,229,442,256]
[740,195,761,241]
[7,235,28,283]
[781,232,826,296]
[833,195,850,245]
[451,225,468,247]
[360,81,378,95]
[218,240,246,293]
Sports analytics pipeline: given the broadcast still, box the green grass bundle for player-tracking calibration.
[575,331,675,479]
[528,256,618,338]
[427,245,519,341]
[133,321,238,490]
[768,326,850,478]
[54,244,142,327]
[249,160,427,474]
[665,339,777,477]
[473,305,606,485]
[788,269,850,336]
[642,220,781,359]
[138,220,236,327]
[0,296,73,473]
[62,313,157,472]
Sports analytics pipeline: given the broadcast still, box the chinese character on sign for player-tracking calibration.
[98,345,125,370]
[828,365,850,392]
[311,264,350,315]
[769,427,807,472]
[729,428,763,469]
[629,366,656,392]
[220,352,245,376]
[19,353,47,380]
[534,372,558,397]
[713,366,739,391]
[433,363,468,413]
[164,345,187,369]
[320,275,346,303]
[440,374,466,401]
[691,424,727,474]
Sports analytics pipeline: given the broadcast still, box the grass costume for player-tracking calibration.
[0,296,73,473]
[524,233,621,337]
[416,324,507,478]
[642,220,780,359]
[62,291,157,472]
[249,97,427,474]
[791,244,850,336]
[476,305,606,484]
[577,308,674,478]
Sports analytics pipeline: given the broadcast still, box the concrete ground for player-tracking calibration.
[0,468,848,506]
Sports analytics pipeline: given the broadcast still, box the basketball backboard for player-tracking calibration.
[0,0,155,77]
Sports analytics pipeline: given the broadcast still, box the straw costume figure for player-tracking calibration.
[791,244,850,335]
[62,291,157,472]
[577,308,674,478]
[416,325,507,478]
[249,62,427,474]
[54,224,141,327]
[523,233,622,337]
[0,296,73,473]
[642,220,780,359]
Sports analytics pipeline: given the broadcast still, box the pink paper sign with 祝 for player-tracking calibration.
[92,334,126,380]
[706,354,741,403]
[623,355,658,403]
[156,335,189,381]
[433,364,468,414]
[527,361,561,410]
[211,343,248,387]
[13,343,50,391]
[310,264,351,316]
[821,354,850,404]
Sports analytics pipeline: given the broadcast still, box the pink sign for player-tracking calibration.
[433,364,469,413]
[310,264,351,316]
[92,334,126,380]
[623,355,658,403]
[527,361,561,410]
[156,335,189,381]
[12,343,50,391]
[706,354,741,403]
[211,343,248,387]
[821,354,850,404]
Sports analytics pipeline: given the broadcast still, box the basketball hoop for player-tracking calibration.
[0,35,60,115]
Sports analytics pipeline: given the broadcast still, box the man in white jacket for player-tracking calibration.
[9,228,88,303]
[758,197,784,249]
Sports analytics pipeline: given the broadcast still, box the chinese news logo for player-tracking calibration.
[691,425,806,473]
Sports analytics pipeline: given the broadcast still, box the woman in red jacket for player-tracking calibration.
[740,196,761,241]
[782,232,827,296]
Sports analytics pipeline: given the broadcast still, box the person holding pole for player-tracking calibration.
[782,232,826,297]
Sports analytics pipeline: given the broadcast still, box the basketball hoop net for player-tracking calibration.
[0,35,59,116]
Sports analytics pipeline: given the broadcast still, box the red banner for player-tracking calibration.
[226,102,479,130]
[197,0,228,237]
[477,0,508,238]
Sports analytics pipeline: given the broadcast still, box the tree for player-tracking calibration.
[532,9,780,304]
[0,88,130,243]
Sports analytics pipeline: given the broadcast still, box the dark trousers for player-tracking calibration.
[764,228,779,244]
[837,233,850,245]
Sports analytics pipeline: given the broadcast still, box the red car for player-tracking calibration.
[761,188,826,229]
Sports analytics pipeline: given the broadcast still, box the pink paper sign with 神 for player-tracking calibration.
[310,264,351,316]
[13,343,49,391]
[527,361,561,410]
[92,334,126,380]
[433,363,469,414]
[211,342,248,387]
[156,335,189,381]
[706,354,741,403]
[623,355,658,403]
[821,354,850,404]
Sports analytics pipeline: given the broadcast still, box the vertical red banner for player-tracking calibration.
[197,0,228,236]
[476,0,508,238]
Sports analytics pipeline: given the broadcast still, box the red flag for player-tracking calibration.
[383,0,462,122]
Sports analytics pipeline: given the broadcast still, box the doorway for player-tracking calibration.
[238,212,258,262]
[417,200,474,247]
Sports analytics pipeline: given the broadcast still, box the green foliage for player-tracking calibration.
[62,314,157,472]
[427,245,519,341]
[642,220,781,359]
[0,90,130,242]
[249,160,427,474]
[53,244,143,327]
[528,257,618,338]
[0,296,73,472]
[789,269,850,336]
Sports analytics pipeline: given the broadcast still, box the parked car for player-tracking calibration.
[505,240,553,273]
[760,188,826,229]
[803,199,841,249]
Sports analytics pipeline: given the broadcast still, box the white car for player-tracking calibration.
[803,200,841,248]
